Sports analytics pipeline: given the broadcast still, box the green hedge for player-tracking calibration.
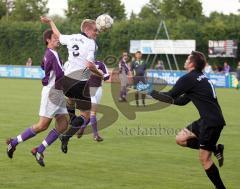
[0,16,239,69]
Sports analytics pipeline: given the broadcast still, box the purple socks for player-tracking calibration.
[11,127,60,154]
[91,115,98,137]
[11,127,36,147]
[37,128,59,153]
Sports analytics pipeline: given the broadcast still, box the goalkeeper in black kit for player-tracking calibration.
[137,51,226,189]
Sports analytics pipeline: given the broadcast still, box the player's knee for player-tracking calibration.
[71,116,84,128]
[199,154,210,166]
[56,125,68,134]
[55,117,68,133]
[175,133,186,146]
[175,135,185,146]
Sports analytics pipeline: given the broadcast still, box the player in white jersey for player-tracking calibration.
[41,16,103,153]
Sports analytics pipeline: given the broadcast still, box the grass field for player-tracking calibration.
[0,78,239,189]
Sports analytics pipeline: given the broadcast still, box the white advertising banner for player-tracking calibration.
[130,40,196,54]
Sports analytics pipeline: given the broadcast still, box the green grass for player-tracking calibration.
[0,78,239,189]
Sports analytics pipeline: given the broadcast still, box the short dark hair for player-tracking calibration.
[136,51,142,54]
[122,52,128,57]
[43,29,53,45]
[190,51,206,72]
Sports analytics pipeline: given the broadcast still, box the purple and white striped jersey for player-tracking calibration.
[119,59,129,75]
[88,61,110,87]
[41,48,64,90]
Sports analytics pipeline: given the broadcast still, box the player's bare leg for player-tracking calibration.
[176,128,226,188]
[32,117,53,133]
[176,128,199,149]
[176,128,224,167]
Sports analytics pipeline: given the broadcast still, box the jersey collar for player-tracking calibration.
[136,60,143,64]
[80,32,89,39]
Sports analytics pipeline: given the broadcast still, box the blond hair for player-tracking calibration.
[80,19,96,32]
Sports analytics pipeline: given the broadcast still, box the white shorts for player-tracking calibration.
[90,87,102,105]
[39,86,68,118]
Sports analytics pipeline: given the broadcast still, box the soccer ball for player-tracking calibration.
[96,14,114,32]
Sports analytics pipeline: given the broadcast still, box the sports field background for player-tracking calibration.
[0,78,239,189]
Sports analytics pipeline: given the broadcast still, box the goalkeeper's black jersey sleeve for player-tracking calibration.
[151,70,226,127]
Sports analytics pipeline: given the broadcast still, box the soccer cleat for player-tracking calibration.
[59,135,69,154]
[31,148,45,167]
[94,135,104,142]
[214,144,224,167]
[6,138,16,159]
[136,82,153,94]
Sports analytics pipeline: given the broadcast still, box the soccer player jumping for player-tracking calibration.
[40,16,103,153]
[137,51,226,189]
[6,29,69,167]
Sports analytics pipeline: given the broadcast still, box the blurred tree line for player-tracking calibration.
[0,0,239,69]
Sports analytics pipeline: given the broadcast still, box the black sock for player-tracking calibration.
[135,93,139,106]
[142,94,146,106]
[205,163,226,189]
[64,127,80,139]
[64,116,85,139]
[186,138,199,149]
[67,107,76,121]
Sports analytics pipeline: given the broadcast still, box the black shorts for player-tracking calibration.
[133,76,146,89]
[62,76,91,111]
[186,119,223,151]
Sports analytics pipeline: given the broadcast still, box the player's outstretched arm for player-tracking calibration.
[150,90,190,106]
[150,90,174,104]
[40,16,61,38]
[172,94,191,106]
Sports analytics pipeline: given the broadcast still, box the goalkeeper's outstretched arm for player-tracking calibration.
[150,90,190,106]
